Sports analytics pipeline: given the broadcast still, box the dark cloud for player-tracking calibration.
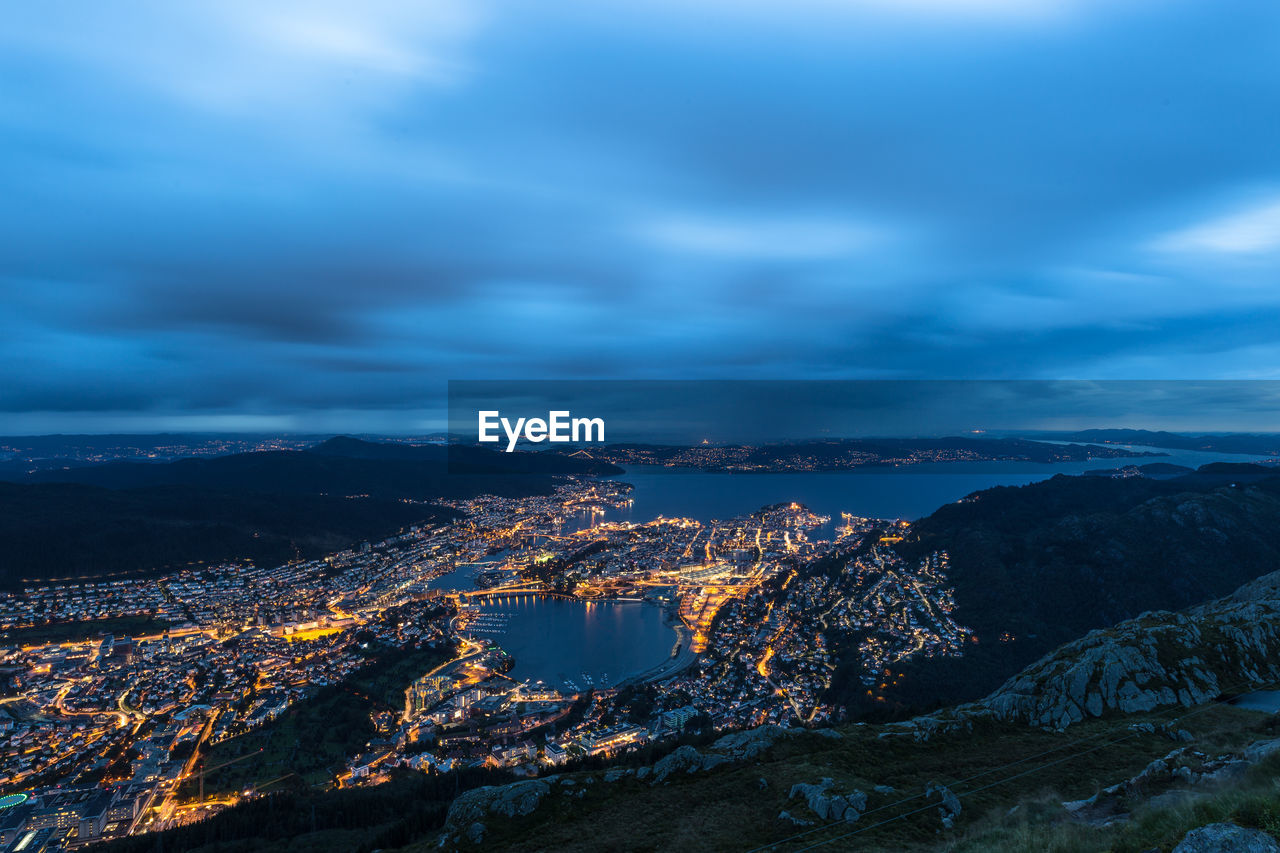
[2,1,1280,432]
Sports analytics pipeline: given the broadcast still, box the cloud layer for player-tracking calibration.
[3,1,1280,431]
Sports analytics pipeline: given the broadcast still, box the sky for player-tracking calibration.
[3,0,1280,434]
[448,381,1280,442]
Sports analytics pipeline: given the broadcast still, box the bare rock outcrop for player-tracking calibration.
[1174,823,1280,853]
[442,779,551,842]
[883,569,1280,739]
[788,777,868,823]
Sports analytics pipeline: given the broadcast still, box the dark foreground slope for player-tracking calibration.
[850,464,1280,712]
[414,569,1280,853]
[0,438,619,588]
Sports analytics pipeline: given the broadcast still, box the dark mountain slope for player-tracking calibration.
[308,437,615,473]
[0,482,453,590]
[20,438,620,499]
[860,468,1280,711]
[0,439,617,588]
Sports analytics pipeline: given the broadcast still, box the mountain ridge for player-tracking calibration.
[19,437,621,498]
[854,466,1280,713]
[889,565,1280,738]
[0,438,618,588]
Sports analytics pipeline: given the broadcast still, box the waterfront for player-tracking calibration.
[605,445,1271,528]
[473,594,676,690]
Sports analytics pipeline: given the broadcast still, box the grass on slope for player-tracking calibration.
[406,703,1277,853]
[953,749,1280,853]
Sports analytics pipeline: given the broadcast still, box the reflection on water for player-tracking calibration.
[475,594,675,690]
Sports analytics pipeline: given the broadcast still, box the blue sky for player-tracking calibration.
[3,1,1280,433]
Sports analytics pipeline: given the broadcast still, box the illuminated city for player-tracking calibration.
[0,476,975,846]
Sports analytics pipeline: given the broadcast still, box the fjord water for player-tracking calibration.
[607,445,1272,526]
[460,445,1271,687]
[475,594,675,690]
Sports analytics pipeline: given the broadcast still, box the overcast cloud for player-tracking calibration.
[2,0,1279,432]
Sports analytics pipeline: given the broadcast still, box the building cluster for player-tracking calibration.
[2,580,184,631]
[0,784,154,850]
[389,662,712,778]
[843,548,972,690]
[674,534,972,724]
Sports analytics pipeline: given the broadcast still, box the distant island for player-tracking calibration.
[1044,428,1280,456]
[550,436,1163,472]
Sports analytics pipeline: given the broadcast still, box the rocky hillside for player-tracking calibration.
[856,465,1280,712]
[420,700,1280,852]
[888,567,1280,738]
